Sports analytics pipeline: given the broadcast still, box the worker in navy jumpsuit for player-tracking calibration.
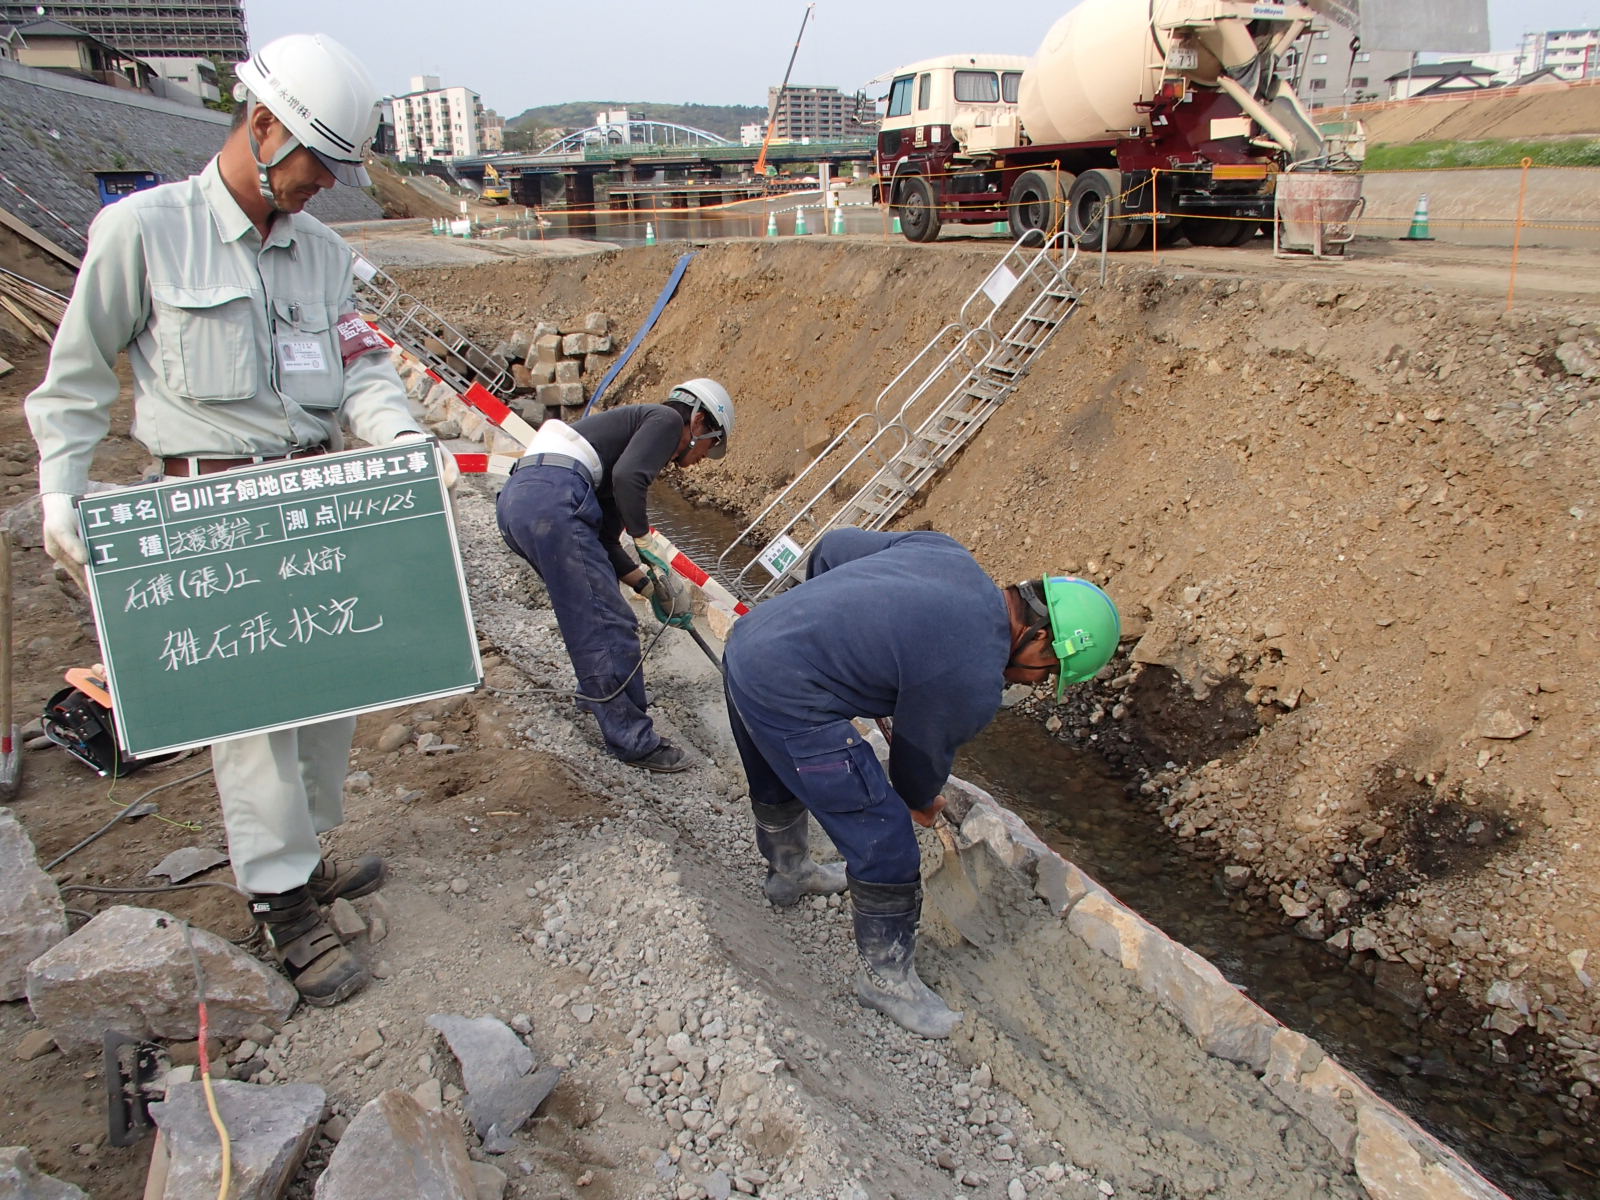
[721,526,1118,1037]
[722,527,1011,884]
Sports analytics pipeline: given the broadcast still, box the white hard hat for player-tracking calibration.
[670,378,734,459]
[236,33,379,187]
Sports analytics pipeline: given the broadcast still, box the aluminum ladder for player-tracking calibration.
[719,229,1080,603]
[350,253,514,399]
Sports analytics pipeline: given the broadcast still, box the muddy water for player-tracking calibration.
[647,488,1579,1200]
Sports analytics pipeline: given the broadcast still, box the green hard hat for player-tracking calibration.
[1037,575,1121,698]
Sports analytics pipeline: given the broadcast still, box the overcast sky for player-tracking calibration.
[241,0,1600,116]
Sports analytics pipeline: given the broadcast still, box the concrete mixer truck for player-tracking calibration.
[873,0,1363,248]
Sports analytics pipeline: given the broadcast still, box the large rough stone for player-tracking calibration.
[1353,1105,1505,1200]
[1066,890,1275,1071]
[314,1090,475,1200]
[149,1081,324,1200]
[1263,1028,1361,1160]
[0,809,67,1000]
[427,1014,561,1152]
[0,1146,86,1199]
[25,907,296,1048]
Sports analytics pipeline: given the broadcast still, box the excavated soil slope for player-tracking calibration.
[1356,81,1600,145]
[393,235,1600,1166]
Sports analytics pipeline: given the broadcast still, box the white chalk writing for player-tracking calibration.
[157,596,383,672]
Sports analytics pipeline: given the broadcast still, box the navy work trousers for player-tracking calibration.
[722,667,920,887]
[496,462,659,761]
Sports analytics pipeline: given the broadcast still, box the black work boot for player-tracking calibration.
[849,877,963,1039]
[627,740,689,773]
[249,887,370,1008]
[307,855,386,904]
[753,799,847,907]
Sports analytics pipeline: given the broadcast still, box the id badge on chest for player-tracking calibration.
[278,338,327,373]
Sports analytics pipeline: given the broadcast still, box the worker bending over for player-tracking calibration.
[496,381,733,772]
[26,34,445,1006]
[722,528,1119,1037]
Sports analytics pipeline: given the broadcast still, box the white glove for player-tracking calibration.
[389,431,458,492]
[41,491,88,589]
[633,528,676,571]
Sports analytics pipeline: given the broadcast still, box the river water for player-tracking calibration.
[487,195,905,246]
[645,486,1590,1199]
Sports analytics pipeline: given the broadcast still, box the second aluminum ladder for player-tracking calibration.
[719,229,1081,603]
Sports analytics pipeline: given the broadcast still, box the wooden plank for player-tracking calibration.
[0,294,52,344]
[0,205,82,270]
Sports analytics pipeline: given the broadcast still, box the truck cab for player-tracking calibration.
[879,55,1030,161]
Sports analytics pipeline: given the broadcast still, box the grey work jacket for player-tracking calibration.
[27,157,417,496]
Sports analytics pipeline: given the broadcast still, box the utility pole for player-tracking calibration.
[754,3,816,184]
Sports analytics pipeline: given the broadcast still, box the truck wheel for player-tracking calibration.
[1007,169,1071,240]
[1228,219,1263,246]
[1183,215,1251,246]
[1067,169,1128,252]
[895,176,942,243]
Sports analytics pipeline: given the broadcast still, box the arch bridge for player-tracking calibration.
[537,119,732,155]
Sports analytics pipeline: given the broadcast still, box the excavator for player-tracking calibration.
[481,163,511,205]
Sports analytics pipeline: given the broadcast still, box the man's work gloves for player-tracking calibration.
[634,529,695,629]
[41,492,88,589]
[645,564,695,629]
[388,431,458,491]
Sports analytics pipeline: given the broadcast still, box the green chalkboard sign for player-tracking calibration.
[78,444,481,757]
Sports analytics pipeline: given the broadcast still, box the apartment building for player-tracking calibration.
[390,75,488,162]
[1518,27,1600,79]
[1286,25,1413,107]
[0,0,246,62]
[767,84,848,143]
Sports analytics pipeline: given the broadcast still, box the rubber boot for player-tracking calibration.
[307,854,386,904]
[753,799,847,907]
[249,887,370,1008]
[849,877,963,1038]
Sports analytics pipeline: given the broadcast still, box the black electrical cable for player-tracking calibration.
[486,571,689,703]
[59,880,248,898]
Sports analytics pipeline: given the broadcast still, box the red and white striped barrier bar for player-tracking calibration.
[357,317,533,478]
[654,531,750,617]
[460,382,539,446]
[452,452,521,477]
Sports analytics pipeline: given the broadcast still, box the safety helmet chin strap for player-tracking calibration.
[1015,579,1054,645]
[243,97,301,211]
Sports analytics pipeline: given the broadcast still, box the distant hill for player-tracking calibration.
[505,101,767,145]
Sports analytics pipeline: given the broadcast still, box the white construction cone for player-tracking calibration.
[794,208,808,236]
[1402,193,1433,241]
[831,205,845,235]
[766,210,779,237]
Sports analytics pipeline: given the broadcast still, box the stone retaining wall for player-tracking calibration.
[0,59,381,254]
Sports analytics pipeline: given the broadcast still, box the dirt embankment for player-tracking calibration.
[366,157,460,221]
[1355,81,1600,146]
[394,236,1600,1138]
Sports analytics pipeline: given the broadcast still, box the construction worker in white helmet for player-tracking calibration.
[496,381,733,771]
[25,33,449,1007]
